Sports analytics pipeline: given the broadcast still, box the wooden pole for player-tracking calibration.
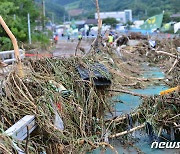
[75,39,82,56]
[0,16,24,77]
[95,0,102,48]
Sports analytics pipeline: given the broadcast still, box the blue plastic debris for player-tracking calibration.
[149,40,156,48]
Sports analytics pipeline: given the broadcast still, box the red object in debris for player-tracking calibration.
[25,53,52,58]
[167,34,171,39]
[56,102,63,112]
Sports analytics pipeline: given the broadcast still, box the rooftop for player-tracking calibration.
[85,19,98,25]
[170,14,180,18]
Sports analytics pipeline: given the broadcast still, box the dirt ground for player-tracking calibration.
[52,39,93,58]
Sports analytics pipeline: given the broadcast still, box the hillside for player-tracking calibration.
[35,0,67,22]
[66,0,179,18]
[41,0,180,22]
[50,0,78,5]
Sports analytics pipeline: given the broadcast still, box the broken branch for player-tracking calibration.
[109,123,145,138]
[155,50,179,59]
[108,89,148,97]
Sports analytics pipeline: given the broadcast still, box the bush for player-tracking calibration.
[0,37,12,51]
[32,31,51,50]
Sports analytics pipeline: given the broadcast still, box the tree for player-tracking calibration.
[103,18,119,27]
[87,14,95,19]
[171,0,180,13]
[163,12,171,24]
[0,0,40,50]
[148,7,161,17]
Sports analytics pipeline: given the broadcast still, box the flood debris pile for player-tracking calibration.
[139,38,180,66]
[139,91,179,141]
[128,32,147,40]
[0,48,151,153]
[0,57,115,153]
[102,36,180,146]
[167,60,180,86]
[114,36,180,68]
[0,33,179,153]
[138,57,180,141]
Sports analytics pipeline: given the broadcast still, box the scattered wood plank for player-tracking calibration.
[109,123,145,138]
[5,115,36,141]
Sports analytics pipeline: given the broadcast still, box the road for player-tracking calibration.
[52,38,93,58]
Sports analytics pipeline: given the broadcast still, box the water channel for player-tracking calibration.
[90,65,179,154]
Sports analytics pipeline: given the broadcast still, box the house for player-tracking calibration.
[170,14,180,18]
[85,19,98,25]
[74,20,86,29]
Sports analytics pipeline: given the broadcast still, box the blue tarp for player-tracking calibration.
[117,27,154,35]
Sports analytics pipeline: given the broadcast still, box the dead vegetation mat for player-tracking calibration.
[0,37,179,153]
[0,51,145,153]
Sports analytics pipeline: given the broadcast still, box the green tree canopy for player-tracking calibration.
[0,0,39,50]
[103,18,119,27]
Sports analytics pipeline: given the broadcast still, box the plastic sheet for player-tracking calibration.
[54,111,64,131]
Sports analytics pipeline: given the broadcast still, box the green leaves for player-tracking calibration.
[0,0,39,50]
[103,18,119,27]
[0,37,12,51]
[0,2,16,16]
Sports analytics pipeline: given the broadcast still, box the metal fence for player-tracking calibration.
[0,49,25,63]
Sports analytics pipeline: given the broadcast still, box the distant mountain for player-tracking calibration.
[35,0,68,22]
[65,0,179,18]
[50,0,78,6]
[41,0,180,22]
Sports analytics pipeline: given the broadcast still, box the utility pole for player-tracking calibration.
[51,13,54,25]
[64,14,65,23]
[42,0,45,17]
[42,0,45,31]
[13,14,16,20]
[68,14,70,22]
[28,13,32,45]
[51,13,55,32]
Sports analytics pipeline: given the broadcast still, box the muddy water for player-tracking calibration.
[90,66,179,154]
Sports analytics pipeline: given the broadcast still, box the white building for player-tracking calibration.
[95,10,132,23]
